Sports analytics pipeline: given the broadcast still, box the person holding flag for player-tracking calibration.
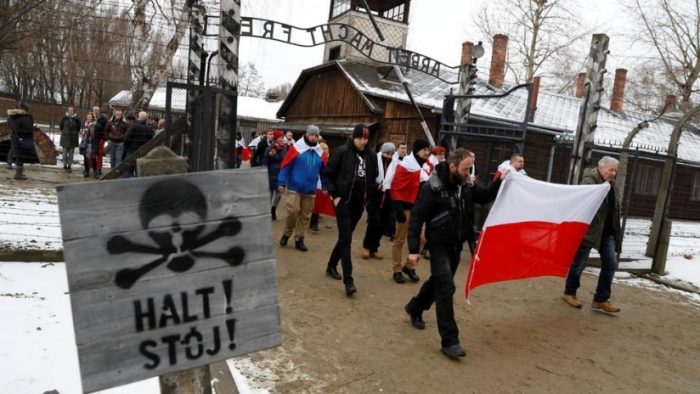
[390,139,431,284]
[361,142,396,260]
[493,152,526,181]
[404,148,506,358]
[562,156,622,313]
[277,125,326,252]
[322,124,379,296]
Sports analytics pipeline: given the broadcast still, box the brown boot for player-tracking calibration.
[370,251,384,260]
[361,248,370,259]
[13,166,27,180]
[591,300,620,313]
[562,294,582,309]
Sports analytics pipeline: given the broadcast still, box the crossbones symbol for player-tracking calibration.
[107,178,245,289]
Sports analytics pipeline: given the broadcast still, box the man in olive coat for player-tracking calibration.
[59,106,81,172]
[562,156,622,313]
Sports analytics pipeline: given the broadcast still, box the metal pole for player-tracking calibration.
[164,82,173,147]
[216,0,240,170]
[358,0,435,146]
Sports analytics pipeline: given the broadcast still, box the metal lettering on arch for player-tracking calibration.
[240,17,459,84]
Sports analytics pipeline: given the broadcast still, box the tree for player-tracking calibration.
[238,62,266,98]
[625,0,700,111]
[472,0,590,85]
[265,82,292,100]
[127,0,191,114]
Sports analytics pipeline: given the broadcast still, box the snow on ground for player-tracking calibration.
[0,188,62,251]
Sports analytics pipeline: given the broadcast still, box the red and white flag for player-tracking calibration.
[465,172,609,300]
[390,153,431,203]
[280,138,325,168]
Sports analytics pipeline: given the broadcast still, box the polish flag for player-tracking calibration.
[390,153,430,203]
[465,172,609,300]
[280,138,324,168]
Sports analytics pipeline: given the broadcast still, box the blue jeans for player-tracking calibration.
[122,150,137,178]
[564,234,618,302]
[110,142,124,169]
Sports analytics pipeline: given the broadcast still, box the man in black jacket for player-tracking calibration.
[251,130,274,167]
[123,111,154,178]
[404,148,507,358]
[322,124,379,296]
[7,102,34,180]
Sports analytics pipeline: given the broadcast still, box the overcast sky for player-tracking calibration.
[235,0,638,89]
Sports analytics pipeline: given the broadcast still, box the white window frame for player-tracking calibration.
[692,172,700,201]
[634,164,661,196]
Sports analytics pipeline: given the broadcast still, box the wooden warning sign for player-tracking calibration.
[56,168,281,393]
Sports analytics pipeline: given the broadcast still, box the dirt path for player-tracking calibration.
[237,206,700,394]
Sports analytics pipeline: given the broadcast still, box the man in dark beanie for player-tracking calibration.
[322,123,379,296]
[389,138,431,284]
[7,102,35,180]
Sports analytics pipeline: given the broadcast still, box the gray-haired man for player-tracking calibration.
[562,156,622,313]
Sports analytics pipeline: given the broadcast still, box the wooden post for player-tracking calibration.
[135,146,214,394]
[216,0,241,169]
[569,34,609,185]
[185,1,206,156]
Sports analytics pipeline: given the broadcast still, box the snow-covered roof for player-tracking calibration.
[330,61,700,162]
[109,88,283,122]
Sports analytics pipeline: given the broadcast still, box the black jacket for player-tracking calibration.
[7,109,33,139]
[251,138,272,167]
[124,120,154,152]
[322,140,379,203]
[408,162,502,253]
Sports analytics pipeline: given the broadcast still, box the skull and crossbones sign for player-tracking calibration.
[107,178,245,289]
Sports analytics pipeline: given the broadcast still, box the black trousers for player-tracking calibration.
[407,244,463,348]
[328,198,365,284]
[362,190,392,252]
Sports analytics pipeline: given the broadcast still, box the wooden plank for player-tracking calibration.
[100,132,166,180]
[56,168,281,393]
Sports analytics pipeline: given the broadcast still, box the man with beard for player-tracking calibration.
[404,148,507,358]
[322,124,379,296]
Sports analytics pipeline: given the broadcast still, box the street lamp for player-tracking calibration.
[472,41,485,64]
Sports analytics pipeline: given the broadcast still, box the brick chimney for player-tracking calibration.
[529,76,541,122]
[575,72,586,98]
[610,68,627,113]
[461,41,473,67]
[489,34,508,89]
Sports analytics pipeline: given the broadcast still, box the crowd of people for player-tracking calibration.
[5,103,159,180]
[257,122,622,359]
[7,105,623,359]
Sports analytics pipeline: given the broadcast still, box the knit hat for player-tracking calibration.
[306,125,320,137]
[352,123,370,139]
[273,130,284,140]
[432,146,446,155]
[412,139,430,155]
[381,142,396,153]
[17,101,31,112]
[126,114,136,120]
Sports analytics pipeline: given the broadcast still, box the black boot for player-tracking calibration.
[404,301,425,330]
[393,272,406,284]
[295,237,308,252]
[325,265,342,280]
[345,282,357,296]
[403,266,420,282]
[279,234,290,246]
[271,206,277,221]
[441,344,467,358]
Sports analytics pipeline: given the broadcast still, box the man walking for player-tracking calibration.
[404,148,506,358]
[322,124,379,296]
[361,142,395,260]
[389,139,431,284]
[122,111,154,178]
[562,156,622,313]
[104,110,128,170]
[278,125,325,252]
[59,106,81,172]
